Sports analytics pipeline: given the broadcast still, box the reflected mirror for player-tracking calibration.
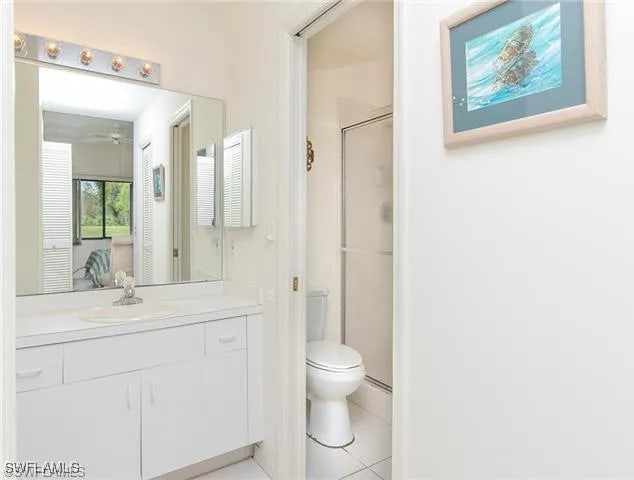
[15,62,224,295]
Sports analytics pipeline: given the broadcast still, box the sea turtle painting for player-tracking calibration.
[465,3,562,112]
[496,50,538,87]
[493,24,535,71]
[493,24,539,90]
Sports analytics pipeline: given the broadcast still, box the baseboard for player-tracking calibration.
[253,443,276,478]
[153,445,255,480]
[349,380,392,424]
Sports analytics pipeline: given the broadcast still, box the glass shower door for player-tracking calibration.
[342,114,393,390]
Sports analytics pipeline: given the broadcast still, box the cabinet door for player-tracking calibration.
[204,350,248,458]
[141,360,208,479]
[17,372,141,480]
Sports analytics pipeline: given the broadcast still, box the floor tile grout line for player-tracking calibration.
[337,465,384,480]
[367,456,392,470]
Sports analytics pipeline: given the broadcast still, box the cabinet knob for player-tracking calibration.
[219,335,236,344]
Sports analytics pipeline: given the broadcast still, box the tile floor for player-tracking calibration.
[196,401,391,480]
[306,401,392,480]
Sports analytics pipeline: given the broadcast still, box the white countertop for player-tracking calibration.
[16,281,263,348]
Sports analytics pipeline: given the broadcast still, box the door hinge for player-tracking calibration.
[173,248,179,258]
[292,277,299,292]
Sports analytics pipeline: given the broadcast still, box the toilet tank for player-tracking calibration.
[307,290,328,342]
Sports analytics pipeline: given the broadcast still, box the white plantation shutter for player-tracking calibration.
[223,128,252,228]
[196,150,215,227]
[142,144,153,283]
[41,141,72,293]
[223,142,242,228]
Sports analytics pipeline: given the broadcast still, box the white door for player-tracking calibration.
[17,372,141,479]
[204,351,248,458]
[41,141,72,293]
[141,360,207,479]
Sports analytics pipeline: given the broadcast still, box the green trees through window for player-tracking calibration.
[78,180,132,239]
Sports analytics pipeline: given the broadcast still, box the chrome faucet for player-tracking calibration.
[113,272,143,306]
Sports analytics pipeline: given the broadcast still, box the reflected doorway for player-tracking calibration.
[171,114,192,282]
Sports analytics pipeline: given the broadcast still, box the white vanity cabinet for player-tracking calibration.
[18,372,142,479]
[142,360,210,479]
[16,313,263,480]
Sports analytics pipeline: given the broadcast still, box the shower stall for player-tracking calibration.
[341,113,393,391]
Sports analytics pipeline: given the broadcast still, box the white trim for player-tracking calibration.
[392,1,405,478]
[1,0,17,464]
[275,31,307,479]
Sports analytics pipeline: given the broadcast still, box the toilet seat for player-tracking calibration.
[306,341,362,372]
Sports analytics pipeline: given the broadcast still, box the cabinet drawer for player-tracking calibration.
[16,345,63,392]
[64,324,204,383]
[205,317,246,356]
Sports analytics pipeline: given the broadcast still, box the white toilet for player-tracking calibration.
[306,290,365,448]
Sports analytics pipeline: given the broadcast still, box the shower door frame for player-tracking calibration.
[340,111,393,393]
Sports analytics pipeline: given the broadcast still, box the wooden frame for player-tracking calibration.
[440,0,607,149]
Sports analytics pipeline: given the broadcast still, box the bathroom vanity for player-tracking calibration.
[15,282,263,480]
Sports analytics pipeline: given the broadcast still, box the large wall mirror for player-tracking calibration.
[15,62,225,295]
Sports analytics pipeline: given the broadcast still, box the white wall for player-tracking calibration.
[307,1,392,343]
[134,90,190,285]
[396,1,634,478]
[134,91,223,285]
[14,62,41,295]
[14,2,228,101]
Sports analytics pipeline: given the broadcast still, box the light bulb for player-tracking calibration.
[111,56,125,72]
[79,49,94,66]
[45,41,61,59]
[13,33,25,52]
[139,63,153,78]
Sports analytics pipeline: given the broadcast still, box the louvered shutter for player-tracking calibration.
[223,142,242,228]
[196,147,215,227]
[41,141,72,293]
[223,128,252,228]
[142,144,153,283]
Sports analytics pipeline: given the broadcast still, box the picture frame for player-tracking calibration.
[152,164,165,201]
[440,0,606,149]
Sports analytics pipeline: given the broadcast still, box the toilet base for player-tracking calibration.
[307,397,354,448]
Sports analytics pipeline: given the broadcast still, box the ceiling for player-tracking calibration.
[39,66,160,121]
[308,0,393,71]
[43,111,133,145]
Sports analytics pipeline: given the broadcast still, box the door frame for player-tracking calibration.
[0,0,16,464]
[169,101,192,283]
[275,1,400,478]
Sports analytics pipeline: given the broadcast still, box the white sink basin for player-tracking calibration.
[79,302,181,324]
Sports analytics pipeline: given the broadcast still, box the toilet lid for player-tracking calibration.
[306,341,362,370]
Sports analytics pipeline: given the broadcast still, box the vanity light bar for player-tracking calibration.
[13,32,161,85]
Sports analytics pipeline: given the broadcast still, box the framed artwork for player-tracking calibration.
[152,164,165,201]
[440,0,606,149]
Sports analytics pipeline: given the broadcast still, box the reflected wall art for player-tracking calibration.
[440,0,607,149]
